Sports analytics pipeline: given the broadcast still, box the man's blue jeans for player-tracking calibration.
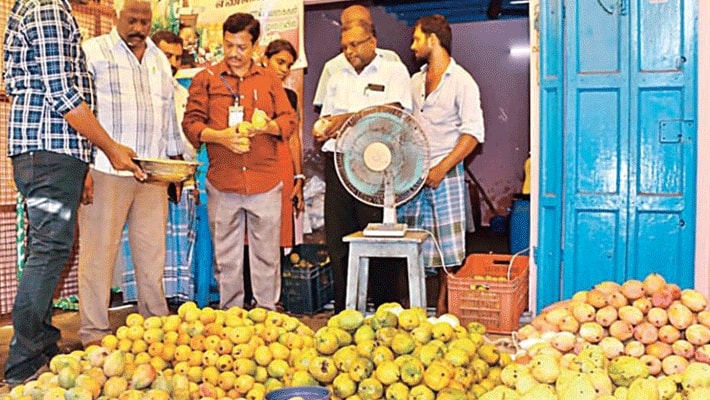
[4,151,87,382]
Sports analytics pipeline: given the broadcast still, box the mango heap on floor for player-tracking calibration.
[5,272,710,399]
[1,302,510,400]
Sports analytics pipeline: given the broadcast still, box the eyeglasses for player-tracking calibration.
[341,36,372,52]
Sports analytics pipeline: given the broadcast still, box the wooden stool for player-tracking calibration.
[343,230,429,312]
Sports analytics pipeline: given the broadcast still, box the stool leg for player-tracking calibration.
[417,251,427,309]
[346,247,360,310]
[406,252,424,309]
[357,257,370,312]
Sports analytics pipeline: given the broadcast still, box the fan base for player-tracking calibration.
[363,223,408,237]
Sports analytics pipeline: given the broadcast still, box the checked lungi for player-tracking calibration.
[120,189,196,302]
[397,163,467,276]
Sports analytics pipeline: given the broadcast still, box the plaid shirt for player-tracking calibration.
[3,0,95,162]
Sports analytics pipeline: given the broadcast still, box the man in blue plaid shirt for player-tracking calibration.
[3,0,144,386]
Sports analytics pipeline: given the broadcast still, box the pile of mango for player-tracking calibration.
[306,305,510,400]
[8,272,710,400]
[486,341,710,399]
[0,303,510,400]
[480,273,710,400]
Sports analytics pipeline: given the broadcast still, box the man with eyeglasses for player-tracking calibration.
[312,18,411,313]
[182,13,296,311]
[312,4,401,113]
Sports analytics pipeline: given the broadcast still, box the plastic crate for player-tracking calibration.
[281,244,334,314]
[447,253,529,334]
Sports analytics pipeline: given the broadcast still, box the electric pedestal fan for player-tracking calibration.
[334,105,430,237]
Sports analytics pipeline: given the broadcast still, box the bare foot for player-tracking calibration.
[436,301,447,317]
[436,269,448,316]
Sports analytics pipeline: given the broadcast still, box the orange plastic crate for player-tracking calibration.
[447,254,529,334]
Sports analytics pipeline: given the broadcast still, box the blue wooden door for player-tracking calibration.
[626,0,696,290]
[560,0,696,299]
[562,0,631,294]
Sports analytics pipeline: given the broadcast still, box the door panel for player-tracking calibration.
[639,0,682,72]
[628,0,696,288]
[570,210,624,292]
[575,90,621,195]
[576,1,622,74]
[637,91,686,196]
[633,212,683,278]
[559,0,696,299]
[563,0,629,298]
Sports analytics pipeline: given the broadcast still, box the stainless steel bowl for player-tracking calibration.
[132,157,200,183]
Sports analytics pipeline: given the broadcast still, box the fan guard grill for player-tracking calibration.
[335,105,430,208]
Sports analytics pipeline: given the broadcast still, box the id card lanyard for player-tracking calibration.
[220,74,244,126]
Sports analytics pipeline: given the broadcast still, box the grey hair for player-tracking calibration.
[113,0,156,17]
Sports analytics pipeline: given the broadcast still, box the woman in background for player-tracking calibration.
[263,39,305,246]
[244,39,304,307]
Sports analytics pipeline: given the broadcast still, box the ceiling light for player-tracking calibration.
[509,45,531,57]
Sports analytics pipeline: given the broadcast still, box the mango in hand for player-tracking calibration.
[251,109,268,129]
[237,121,253,136]
[236,136,250,152]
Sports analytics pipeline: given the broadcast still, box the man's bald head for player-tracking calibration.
[340,5,372,26]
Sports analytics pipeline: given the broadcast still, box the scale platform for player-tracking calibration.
[363,223,407,237]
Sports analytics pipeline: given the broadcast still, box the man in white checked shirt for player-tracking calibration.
[119,30,198,304]
[77,0,184,346]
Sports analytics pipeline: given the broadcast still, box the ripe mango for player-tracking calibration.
[251,109,268,129]
[238,121,253,136]
[131,363,157,389]
[103,350,127,378]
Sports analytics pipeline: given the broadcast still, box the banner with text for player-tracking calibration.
[156,0,306,69]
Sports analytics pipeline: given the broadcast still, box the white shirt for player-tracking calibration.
[320,53,412,152]
[313,48,402,107]
[83,28,184,175]
[411,58,485,165]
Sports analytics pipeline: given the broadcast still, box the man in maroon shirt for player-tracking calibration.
[182,13,296,310]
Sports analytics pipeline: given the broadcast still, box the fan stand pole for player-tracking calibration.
[383,170,396,225]
[363,169,407,236]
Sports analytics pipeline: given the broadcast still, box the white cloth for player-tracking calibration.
[313,48,401,107]
[174,79,196,161]
[320,53,412,152]
[83,28,184,175]
[411,58,485,165]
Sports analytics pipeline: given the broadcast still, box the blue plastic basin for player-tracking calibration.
[266,387,330,400]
